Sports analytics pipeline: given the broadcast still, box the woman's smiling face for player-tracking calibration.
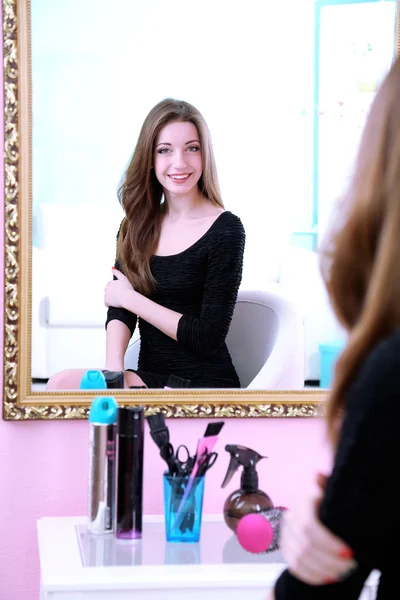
[154,121,203,198]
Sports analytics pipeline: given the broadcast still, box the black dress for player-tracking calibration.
[105,211,245,388]
[274,328,400,599]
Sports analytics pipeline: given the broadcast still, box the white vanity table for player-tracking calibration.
[37,515,379,600]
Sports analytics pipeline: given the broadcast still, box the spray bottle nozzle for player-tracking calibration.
[221,445,266,491]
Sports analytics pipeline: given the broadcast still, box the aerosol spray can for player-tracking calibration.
[88,396,118,534]
[115,406,144,540]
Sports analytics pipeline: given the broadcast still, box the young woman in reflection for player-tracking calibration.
[47,99,245,390]
[269,56,400,599]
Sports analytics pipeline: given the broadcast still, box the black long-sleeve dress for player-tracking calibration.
[274,328,400,599]
[105,211,245,388]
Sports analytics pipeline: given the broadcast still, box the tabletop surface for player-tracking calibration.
[37,515,287,591]
[77,518,285,568]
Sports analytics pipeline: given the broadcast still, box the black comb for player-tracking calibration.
[202,421,225,438]
[147,412,169,449]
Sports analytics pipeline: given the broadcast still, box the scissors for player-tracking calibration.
[174,444,195,474]
[160,443,194,476]
[196,449,218,477]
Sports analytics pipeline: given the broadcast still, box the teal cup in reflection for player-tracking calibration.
[163,474,205,543]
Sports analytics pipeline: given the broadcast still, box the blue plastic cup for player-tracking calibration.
[163,474,205,543]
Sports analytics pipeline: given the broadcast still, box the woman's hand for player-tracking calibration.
[280,473,357,586]
[104,268,134,308]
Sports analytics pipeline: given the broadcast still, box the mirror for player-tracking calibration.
[3,0,399,419]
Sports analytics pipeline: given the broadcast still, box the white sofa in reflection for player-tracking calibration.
[32,202,127,379]
[32,203,344,382]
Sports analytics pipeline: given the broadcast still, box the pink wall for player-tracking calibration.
[0,24,329,600]
[0,418,329,599]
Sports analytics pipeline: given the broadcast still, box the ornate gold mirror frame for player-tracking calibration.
[3,0,399,420]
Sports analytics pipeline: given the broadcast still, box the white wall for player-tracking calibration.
[31,0,317,252]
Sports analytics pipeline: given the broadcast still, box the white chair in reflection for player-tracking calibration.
[124,288,305,389]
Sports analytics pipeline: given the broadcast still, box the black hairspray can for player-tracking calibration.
[114,406,144,540]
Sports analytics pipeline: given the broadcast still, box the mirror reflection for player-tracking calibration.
[30,0,397,392]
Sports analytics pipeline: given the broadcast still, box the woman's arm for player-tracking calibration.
[104,319,132,371]
[274,331,400,598]
[176,216,245,356]
[105,300,137,342]
[105,269,181,340]
[104,222,181,342]
[278,475,356,586]
[118,287,182,341]
[104,245,138,370]
[106,215,245,357]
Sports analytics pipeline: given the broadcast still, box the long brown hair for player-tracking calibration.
[320,55,400,444]
[116,98,224,294]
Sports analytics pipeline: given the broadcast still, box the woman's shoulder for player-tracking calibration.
[209,210,245,238]
[204,211,245,257]
[216,210,244,226]
[346,327,400,414]
[358,327,400,376]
